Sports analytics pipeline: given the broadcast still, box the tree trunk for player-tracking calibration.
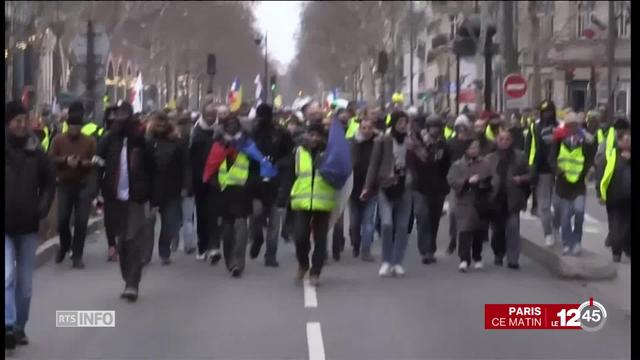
[528,1,542,108]
[502,1,518,117]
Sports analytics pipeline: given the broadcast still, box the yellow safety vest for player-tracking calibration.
[527,123,536,166]
[385,113,391,126]
[557,143,585,183]
[290,147,336,212]
[63,122,104,137]
[41,126,51,152]
[345,117,359,139]
[599,148,617,202]
[485,125,496,141]
[444,126,455,140]
[597,127,616,159]
[217,153,250,191]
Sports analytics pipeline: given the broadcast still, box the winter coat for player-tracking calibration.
[596,151,631,209]
[277,140,326,208]
[407,132,452,197]
[350,135,377,201]
[147,134,190,206]
[446,156,495,232]
[552,135,597,200]
[96,130,153,203]
[250,123,295,206]
[364,133,409,192]
[5,136,56,236]
[190,119,216,191]
[485,149,530,214]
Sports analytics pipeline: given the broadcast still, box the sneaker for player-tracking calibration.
[161,258,171,266]
[422,254,436,264]
[393,265,406,276]
[196,251,207,261]
[613,254,622,263]
[361,251,375,262]
[15,329,28,346]
[208,249,221,265]
[494,257,503,266]
[544,235,554,247]
[309,274,320,287]
[122,286,138,302]
[249,239,262,259]
[265,259,280,268]
[5,326,16,350]
[604,236,611,248]
[446,244,456,255]
[507,263,520,270]
[562,246,571,255]
[458,261,468,272]
[332,250,341,262]
[378,262,392,277]
[572,243,582,256]
[473,261,484,270]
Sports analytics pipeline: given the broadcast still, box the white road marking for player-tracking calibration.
[306,322,326,360]
[303,279,318,308]
[584,213,602,225]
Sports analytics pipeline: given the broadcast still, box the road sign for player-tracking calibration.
[504,73,528,109]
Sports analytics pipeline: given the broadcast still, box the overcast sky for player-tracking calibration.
[253,1,303,73]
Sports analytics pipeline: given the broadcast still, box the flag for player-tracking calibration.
[254,74,262,104]
[132,73,144,113]
[228,77,242,112]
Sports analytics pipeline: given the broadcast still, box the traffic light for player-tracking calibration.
[270,75,277,91]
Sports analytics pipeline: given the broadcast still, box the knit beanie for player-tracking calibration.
[67,101,85,125]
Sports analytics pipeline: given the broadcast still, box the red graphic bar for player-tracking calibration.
[485,304,582,330]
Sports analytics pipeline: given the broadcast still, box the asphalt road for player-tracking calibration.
[14,191,630,360]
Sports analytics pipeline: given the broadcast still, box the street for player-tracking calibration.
[16,190,630,360]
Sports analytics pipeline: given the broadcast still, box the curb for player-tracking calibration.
[521,236,617,280]
[35,217,104,269]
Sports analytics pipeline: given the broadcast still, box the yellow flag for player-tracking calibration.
[230,86,243,112]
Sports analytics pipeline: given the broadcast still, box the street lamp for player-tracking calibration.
[254,33,268,103]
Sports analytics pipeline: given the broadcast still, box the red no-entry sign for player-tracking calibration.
[504,74,528,98]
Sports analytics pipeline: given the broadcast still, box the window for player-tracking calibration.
[616,2,630,39]
[576,1,594,38]
[616,90,627,114]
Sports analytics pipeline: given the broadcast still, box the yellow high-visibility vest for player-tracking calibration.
[63,122,104,137]
[599,148,617,201]
[345,116,359,139]
[485,125,496,141]
[290,147,336,212]
[597,127,616,159]
[385,113,391,126]
[41,126,51,152]
[528,123,536,166]
[217,153,250,191]
[557,143,585,183]
[444,126,455,140]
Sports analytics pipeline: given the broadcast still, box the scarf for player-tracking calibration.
[196,115,216,131]
[202,142,238,184]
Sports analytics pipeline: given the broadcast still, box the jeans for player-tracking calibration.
[490,213,522,265]
[57,182,92,260]
[607,206,630,257]
[249,200,283,262]
[156,199,182,260]
[194,184,211,255]
[348,197,377,253]
[5,233,38,329]
[458,230,487,263]
[294,211,330,276]
[554,195,586,248]
[103,198,118,248]
[536,173,557,236]
[414,192,446,258]
[377,189,412,266]
[180,196,196,251]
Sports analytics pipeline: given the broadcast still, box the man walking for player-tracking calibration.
[49,101,97,268]
[5,101,55,349]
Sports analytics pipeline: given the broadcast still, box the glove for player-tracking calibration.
[260,158,278,178]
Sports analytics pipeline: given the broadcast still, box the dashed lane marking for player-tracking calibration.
[303,279,318,308]
[306,322,326,360]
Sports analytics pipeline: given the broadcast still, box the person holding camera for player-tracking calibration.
[49,101,97,269]
[447,137,495,272]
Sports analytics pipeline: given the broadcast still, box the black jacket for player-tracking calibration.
[5,136,56,236]
[250,123,295,205]
[96,130,153,203]
[148,135,190,206]
[408,134,452,196]
[350,136,376,201]
[190,121,216,190]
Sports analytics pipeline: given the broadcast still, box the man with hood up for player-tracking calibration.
[248,103,294,267]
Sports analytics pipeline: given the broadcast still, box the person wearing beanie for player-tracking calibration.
[525,100,561,248]
[94,101,154,302]
[248,103,294,267]
[447,136,495,272]
[550,112,597,256]
[5,101,55,349]
[49,101,97,269]
[408,114,452,265]
[277,122,333,286]
[362,110,412,277]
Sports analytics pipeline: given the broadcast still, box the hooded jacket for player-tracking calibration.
[5,135,56,236]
